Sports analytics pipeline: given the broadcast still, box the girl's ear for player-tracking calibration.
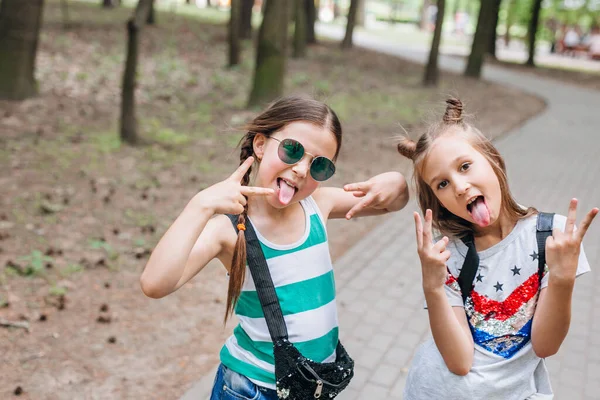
[253,134,267,161]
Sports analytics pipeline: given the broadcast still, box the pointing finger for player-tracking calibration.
[575,207,599,242]
[230,157,255,182]
[565,198,578,234]
[240,186,275,196]
[346,193,375,220]
[344,181,370,192]
[414,212,424,250]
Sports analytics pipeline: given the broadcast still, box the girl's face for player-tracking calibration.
[253,121,338,208]
[421,135,502,229]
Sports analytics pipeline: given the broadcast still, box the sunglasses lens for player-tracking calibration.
[278,139,304,164]
[310,157,336,181]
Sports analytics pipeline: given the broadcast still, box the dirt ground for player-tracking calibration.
[0,2,546,399]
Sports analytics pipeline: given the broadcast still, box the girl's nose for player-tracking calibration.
[454,179,471,197]
[292,156,310,178]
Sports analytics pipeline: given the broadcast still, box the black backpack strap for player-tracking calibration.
[225,214,289,341]
[457,233,480,304]
[536,212,554,284]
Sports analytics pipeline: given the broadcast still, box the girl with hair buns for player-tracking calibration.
[400,98,598,399]
[140,96,409,400]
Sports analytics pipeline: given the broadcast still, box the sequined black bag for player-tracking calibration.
[228,215,354,399]
[457,212,554,303]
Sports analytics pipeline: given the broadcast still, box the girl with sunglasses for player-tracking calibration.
[140,96,409,400]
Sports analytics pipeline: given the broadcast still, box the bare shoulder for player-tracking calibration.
[310,187,341,220]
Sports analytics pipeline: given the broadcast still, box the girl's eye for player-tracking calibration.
[437,180,448,190]
[460,162,471,172]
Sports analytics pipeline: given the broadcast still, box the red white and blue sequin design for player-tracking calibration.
[446,268,544,359]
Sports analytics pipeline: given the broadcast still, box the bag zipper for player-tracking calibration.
[314,380,323,398]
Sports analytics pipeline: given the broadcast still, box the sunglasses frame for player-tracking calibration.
[269,137,336,182]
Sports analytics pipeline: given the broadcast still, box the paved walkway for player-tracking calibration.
[181,27,600,400]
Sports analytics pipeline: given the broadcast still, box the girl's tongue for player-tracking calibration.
[469,196,491,227]
[278,179,296,206]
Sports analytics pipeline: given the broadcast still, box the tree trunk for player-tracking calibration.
[120,0,154,145]
[487,0,501,58]
[147,0,155,25]
[341,0,359,49]
[240,0,254,39]
[293,0,307,58]
[423,0,445,87]
[306,0,317,44]
[526,0,543,67]
[247,0,289,108]
[504,0,514,46]
[464,0,494,79]
[0,0,44,101]
[102,0,116,7]
[229,0,241,66]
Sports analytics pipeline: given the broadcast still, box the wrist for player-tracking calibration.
[423,285,446,298]
[548,272,576,289]
[189,193,216,217]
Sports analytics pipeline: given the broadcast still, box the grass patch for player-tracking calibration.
[60,263,84,278]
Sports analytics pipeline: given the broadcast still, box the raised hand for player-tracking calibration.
[195,157,274,215]
[343,171,406,220]
[546,199,598,282]
[414,209,452,292]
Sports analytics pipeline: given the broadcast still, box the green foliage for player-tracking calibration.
[124,210,155,229]
[49,285,68,297]
[91,131,122,153]
[60,263,84,277]
[11,250,54,277]
[89,238,119,261]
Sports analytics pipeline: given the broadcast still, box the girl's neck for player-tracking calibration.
[472,209,518,251]
[247,195,301,222]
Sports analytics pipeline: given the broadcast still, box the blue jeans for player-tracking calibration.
[210,363,279,400]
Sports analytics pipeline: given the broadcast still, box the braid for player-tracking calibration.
[224,134,255,323]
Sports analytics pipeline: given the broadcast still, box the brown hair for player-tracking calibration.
[224,95,343,322]
[397,97,535,239]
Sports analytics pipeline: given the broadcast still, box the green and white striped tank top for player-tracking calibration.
[219,196,338,390]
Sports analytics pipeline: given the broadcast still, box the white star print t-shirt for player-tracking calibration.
[404,213,590,400]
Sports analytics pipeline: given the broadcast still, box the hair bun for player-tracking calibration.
[443,98,464,124]
[397,136,417,160]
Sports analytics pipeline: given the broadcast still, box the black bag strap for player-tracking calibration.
[226,214,289,341]
[536,212,554,284]
[457,212,555,304]
[457,233,479,304]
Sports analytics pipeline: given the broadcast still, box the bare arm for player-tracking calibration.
[140,157,274,299]
[425,290,474,375]
[416,210,474,375]
[140,197,226,298]
[531,283,573,358]
[531,199,597,358]
[314,171,409,220]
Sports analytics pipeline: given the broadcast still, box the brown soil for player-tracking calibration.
[0,2,545,399]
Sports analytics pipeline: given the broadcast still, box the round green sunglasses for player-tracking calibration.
[269,137,336,182]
